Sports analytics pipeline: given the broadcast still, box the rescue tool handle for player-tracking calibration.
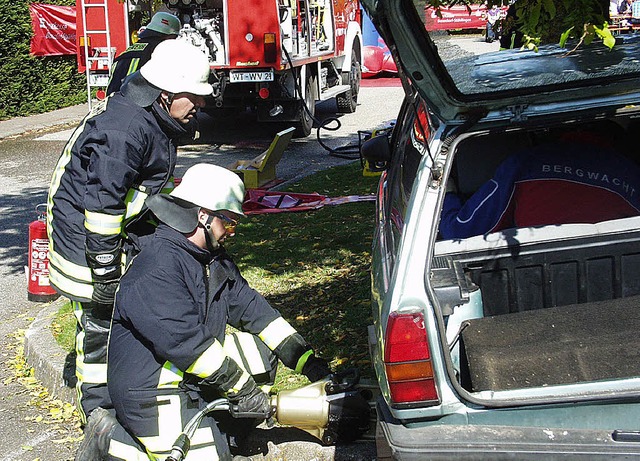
[229,406,274,419]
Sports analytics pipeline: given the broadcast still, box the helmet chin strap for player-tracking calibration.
[200,214,220,252]
[160,92,175,112]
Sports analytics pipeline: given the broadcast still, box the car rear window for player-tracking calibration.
[410,0,640,96]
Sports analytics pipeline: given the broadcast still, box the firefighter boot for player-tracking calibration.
[75,407,117,461]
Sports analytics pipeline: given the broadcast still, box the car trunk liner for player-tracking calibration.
[460,295,640,391]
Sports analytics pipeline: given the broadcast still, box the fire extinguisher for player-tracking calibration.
[27,204,59,302]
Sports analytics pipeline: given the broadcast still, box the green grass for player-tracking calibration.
[54,161,379,389]
[51,300,76,352]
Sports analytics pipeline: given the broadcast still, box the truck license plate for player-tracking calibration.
[229,70,274,83]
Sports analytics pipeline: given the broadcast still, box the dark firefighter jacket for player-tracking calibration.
[47,93,186,303]
[106,35,166,95]
[107,224,313,420]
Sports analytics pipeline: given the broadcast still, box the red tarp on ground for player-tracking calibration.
[29,4,76,56]
[242,190,375,215]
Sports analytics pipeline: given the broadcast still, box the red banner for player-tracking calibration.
[29,3,76,56]
[424,5,507,31]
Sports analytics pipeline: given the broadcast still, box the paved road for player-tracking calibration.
[0,81,403,461]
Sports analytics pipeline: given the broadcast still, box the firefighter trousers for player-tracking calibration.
[73,300,113,423]
[107,332,278,460]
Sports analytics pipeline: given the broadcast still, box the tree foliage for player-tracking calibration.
[505,0,615,50]
[0,0,86,120]
[426,0,615,50]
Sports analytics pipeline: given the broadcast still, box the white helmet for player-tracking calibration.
[140,40,213,96]
[145,164,245,234]
[172,164,246,216]
[144,12,181,36]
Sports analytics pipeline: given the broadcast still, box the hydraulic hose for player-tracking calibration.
[315,117,372,161]
[165,398,229,461]
[281,47,366,160]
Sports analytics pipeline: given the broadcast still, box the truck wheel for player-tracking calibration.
[295,73,316,138]
[336,48,361,113]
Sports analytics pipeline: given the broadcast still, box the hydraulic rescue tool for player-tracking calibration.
[166,371,372,461]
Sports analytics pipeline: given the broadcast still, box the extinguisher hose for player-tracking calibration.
[36,203,47,220]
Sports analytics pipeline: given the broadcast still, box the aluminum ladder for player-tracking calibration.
[79,0,115,108]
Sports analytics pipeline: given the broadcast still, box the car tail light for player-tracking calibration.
[412,100,430,144]
[264,33,277,63]
[384,311,440,406]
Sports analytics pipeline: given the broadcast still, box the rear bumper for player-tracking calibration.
[376,401,640,460]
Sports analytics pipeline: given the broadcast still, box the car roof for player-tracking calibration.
[361,0,640,123]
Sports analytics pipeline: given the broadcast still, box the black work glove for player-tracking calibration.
[92,280,119,305]
[228,382,272,419]
[86,248,121,306]
[302,355,333,383]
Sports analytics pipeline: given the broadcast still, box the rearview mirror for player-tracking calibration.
[360,134,391,172]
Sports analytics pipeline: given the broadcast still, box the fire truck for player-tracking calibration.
[76,0,363,136]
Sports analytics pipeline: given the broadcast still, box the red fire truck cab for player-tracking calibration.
[77,0,363,137]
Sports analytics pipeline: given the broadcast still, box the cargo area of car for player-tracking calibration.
[434,123,640,394]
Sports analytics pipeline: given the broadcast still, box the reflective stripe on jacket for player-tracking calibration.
[47,94,183,302]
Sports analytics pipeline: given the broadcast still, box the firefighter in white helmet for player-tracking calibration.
[106,11,181,94]
[75,163,333,460]
[47,40,213,436]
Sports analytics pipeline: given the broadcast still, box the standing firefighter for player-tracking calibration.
[106,11,181,95]
[75,163,333,460]
[46,39,213,426]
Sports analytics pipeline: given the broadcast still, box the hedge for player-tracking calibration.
[0,0,86,120]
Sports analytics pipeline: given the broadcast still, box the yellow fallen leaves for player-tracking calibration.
[7,327,82,432]
[47,400,77,422]
[4,331,34,385]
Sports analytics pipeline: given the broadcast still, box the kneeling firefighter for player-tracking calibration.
[75,164,333,460]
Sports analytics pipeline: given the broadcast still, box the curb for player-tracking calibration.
[24,297,77,405]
